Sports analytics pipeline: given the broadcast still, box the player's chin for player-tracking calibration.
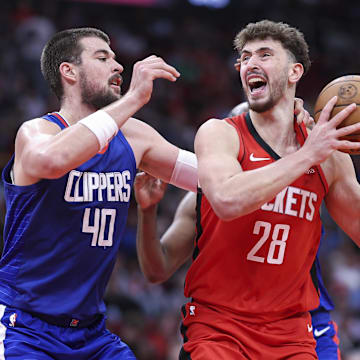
[249,98,273,113]
[110,85,121,96]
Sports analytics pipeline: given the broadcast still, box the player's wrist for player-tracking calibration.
[78,110,118,151]
[122,90,149,109]
[138,202,158,213]
[296,146,318,169]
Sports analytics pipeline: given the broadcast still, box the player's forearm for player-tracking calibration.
[206,148,314,220]
[22,94,145,179]
[136,205,171,284]
[326,198,360,246]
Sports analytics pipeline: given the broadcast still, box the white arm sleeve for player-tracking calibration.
[169,149,198,193]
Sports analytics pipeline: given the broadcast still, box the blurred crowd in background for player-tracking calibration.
[0,0,360,359]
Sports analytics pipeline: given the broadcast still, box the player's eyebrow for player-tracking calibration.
[241,46,273,56]
[93,49,116,59]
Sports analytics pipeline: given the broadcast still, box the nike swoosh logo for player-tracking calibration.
[249,153,271,162]
[314,326,330,337]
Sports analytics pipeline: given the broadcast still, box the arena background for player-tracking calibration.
[0,0,360,359]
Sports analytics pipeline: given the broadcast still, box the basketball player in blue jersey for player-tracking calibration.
[0,27,198,359]
[135,103,342,359]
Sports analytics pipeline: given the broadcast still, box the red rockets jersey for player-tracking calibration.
[184,113,328,322]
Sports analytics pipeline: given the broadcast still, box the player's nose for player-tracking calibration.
[247,56,259,70]
[112,59,124,73]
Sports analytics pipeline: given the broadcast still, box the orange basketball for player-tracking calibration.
[313,74,360,154]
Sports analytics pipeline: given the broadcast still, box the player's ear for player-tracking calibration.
[59,62,77,83]
[288,63,303,84]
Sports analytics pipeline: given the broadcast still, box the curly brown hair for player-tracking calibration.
[234,20,310,75]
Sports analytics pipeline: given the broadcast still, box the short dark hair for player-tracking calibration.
[40,27,110,100]
[234,20,310,75]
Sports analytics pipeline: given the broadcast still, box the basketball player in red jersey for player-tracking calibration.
[180,20,360,359]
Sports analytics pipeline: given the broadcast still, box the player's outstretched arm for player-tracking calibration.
[195,97,360,221]
[135,173,195,283]
[14,56,180,185]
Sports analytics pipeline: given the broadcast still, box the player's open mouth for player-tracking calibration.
[248,76,267,95]
[109,75,123,88]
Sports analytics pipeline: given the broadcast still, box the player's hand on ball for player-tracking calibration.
[314,75,360,154]
[304,96,360,163]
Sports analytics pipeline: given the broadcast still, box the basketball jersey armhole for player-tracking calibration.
[225,116,246,164]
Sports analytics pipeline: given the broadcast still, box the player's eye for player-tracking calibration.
[98,57,107,62]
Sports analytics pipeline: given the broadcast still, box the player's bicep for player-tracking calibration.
[14,119,61,183]
[195,119,242,197]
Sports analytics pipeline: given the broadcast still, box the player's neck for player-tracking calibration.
[249,100,299,156]
[58,96,97,126]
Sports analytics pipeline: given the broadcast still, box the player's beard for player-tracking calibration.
[79,70,120,110]
[247,69,288,113]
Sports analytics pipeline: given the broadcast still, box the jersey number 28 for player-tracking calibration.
[247,221,290,265]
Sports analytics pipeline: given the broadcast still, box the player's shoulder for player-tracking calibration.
[18,117,61,136]
[198,117,236,132]
[196,117,239,140]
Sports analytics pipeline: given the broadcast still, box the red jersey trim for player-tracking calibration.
[49,112,69,128]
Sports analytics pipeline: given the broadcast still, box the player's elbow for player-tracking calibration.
[210,192,249,221]
[210,194,239,221]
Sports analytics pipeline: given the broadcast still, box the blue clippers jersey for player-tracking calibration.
[0,113,136,320]
[311,231,334,313]
[313,256,334,312]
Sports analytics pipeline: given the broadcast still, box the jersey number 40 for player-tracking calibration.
[82,207,116,247]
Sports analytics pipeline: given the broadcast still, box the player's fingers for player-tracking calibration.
[134,172,146,188]
[141,54,158,62]
[136,57,180,78]
[306,116,315,129]
[316,96,338,124]
[142,69,179,82]
[136,63,180,81]
[329,103,356,128]
[294,97,304,115]
[150,61,180,78]
[337,139,360,152]
[336,121,360,138]
[295,109,304,124]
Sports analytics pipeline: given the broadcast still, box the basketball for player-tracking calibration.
[314,74,360,154]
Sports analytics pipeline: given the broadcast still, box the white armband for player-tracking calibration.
[78,110,118,150]
[169,149,198,193]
